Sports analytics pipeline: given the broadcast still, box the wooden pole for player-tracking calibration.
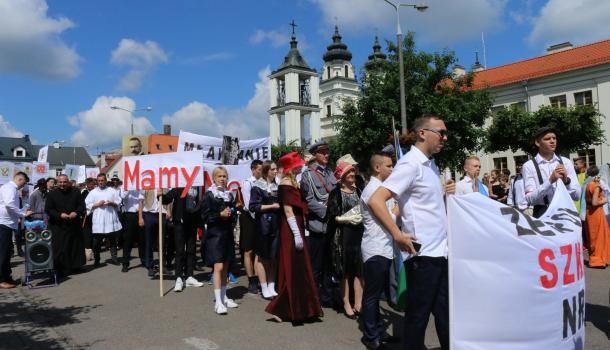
[158,207,163,297]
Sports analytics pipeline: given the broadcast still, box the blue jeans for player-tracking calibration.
[362,256,392,342]
[143,212,167,268]
[403,256,449,350]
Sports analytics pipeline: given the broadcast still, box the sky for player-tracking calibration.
[1,0,610,153]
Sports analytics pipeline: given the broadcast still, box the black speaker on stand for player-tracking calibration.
[24,229,57,288]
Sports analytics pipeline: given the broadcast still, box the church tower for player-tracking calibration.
[269,22,320,146]
[319,25,359,140]
[364,36,388,73]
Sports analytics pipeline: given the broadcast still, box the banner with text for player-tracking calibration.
[448,182,585,350]
[202,163,252,192]
[122,151,204,197]
[177,130,270,164]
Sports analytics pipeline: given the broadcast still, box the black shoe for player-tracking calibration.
[111,257,119,266]
[121,265,129,273]
[361,337,385,350]
[148,268,155,278]
[94,260,101,267]
[379,333,400,344]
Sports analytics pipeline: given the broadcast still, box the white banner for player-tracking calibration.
[202,163,252,191]
[85,167,100,179]
[31,162,49,184]
[448,182,585,350]
[64,164,81,181]
[177,130,271,164]
[122,151,204,197]
[37,145,49,162]
[0,162,14,185]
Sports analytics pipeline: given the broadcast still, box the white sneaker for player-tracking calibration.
[269,289,278,297]
[185,276,203,287]
[224,298,239,308]
[174,277,184,293]
[215,303,227,315]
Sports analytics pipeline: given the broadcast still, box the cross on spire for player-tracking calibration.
[289,20,297,34]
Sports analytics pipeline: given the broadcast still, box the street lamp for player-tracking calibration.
[382,1,428,134]
[110,105,153,135]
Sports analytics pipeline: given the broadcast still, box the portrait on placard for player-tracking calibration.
[221,135,240,165]
[122,135,148,156]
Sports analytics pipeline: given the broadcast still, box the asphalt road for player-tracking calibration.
[1,248,608,350]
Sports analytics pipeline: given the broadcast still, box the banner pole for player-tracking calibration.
[159,204,163,298]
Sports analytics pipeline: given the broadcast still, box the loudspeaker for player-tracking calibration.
[25,229,54,273]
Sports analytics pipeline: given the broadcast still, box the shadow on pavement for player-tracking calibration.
[586,302,610,339]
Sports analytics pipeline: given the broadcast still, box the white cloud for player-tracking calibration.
[0,115,24,137]
[110,39,169,91]
[180,52,235,65]
[0,0,81,79]
[69,96,156,147]
[527,0,610,47]
[311,0,506,45]
[162,67,270,139]
[250,29,291,47]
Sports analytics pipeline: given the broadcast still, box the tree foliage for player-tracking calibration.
[271,141,305,162]
[333,33,494,171]
[485,104,605,156]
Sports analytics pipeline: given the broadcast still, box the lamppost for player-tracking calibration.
[110,106,153,135]
[382,1,428,134]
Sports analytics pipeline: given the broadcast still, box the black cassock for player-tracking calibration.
[45,187,86,274]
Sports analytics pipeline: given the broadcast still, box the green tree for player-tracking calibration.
[271,141,305,162]
[485,104,605,156]
[334,33,494,171]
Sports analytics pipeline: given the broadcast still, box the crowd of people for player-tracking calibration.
[1,114,609,350]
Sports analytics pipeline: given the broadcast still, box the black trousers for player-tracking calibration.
[143,212,167,268]
[306,231,334,307]
[174,219,197,278]
[92,231,118,263]
[0,225,13,282]
[362,256,392,342]
[122,212,143,266]
[403,256,449,350]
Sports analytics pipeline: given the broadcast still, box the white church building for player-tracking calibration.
[269,25,369,146]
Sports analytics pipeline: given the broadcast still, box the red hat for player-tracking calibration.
[334,161,355,181]
[280,151,306,173]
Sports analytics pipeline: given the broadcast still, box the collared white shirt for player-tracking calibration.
[507,175,529,210]
[523,153,580,206]
[456,175,484,196]
[142,189,167,214]
[85,186,122,234]
[242,175,257,218]
[0,181,26,229]
[361,176,395,262]
[382,146,447,258]
[121,189,144,213]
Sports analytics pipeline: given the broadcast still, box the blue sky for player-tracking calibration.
[1,0,610,152]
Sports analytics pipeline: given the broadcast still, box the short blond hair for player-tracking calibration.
[212,166,228,179]
[463,155,480,166]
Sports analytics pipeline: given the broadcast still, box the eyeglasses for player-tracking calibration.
[422,128,448,138]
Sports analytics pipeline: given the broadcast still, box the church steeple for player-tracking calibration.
[273,20,314,74]
[365,36,388,71]
[322,25,352,62]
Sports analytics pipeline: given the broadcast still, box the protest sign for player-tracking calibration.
[202,163,252,191]
[38,145,49,162]
[85,167,100,179]
[448,182,585,350]
[177,131,270,164]
[31,162,49,184]
[0,162,14,185]
[64,164,81,181]
[122,151,204,197]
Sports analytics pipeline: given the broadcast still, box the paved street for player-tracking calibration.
[1,248,608,350]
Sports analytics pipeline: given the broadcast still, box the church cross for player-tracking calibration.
[289,20,297,34]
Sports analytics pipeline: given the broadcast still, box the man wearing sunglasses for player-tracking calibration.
[367,113,454,350]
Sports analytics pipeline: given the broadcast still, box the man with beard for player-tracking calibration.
[45,174,86,277]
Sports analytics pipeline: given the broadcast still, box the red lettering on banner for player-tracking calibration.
[180,166,201,198]
[539,248,558,289]
[228,181,241,192]
[560,244,575,285]
[203,171,213,188]
[575,243,584,281]
[142,170,155,190]
[124,160,140,191]
[159,167,179,188]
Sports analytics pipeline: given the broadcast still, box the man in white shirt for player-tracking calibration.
[0,172,32,288]
[507,162,532,215]
[368,114,455,350]
[85,173,122,267]
[120,188,144,272]
[456,156,488,196]
[240,159,263,293]
[360,153,400,349]
[522,127,580,218]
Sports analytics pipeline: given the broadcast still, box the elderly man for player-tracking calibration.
[368,114,455,350]
[300,140,336,306]
[45,174,86,277]
[128,137,144,156]
[0,172,33,288]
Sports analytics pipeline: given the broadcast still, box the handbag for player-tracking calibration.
[335,205,362,225]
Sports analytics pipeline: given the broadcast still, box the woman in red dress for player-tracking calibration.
[265,152,323,322]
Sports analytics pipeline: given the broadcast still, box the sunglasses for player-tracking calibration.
[422,128,448,138]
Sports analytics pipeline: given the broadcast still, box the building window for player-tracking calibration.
[510,101,526,111]
[513,155,529,173]
[169,145,173,151]
[549,94,567,108]
[574,90,593,106]
[344,65,349,78]
[577,149,596,167]
[279,114,286,145]
[326,105,331,118]
[13,147,25,158]
[490,105,505,117]
[327,66,330,79]
[56,168,63,177]
[493,157,508,171]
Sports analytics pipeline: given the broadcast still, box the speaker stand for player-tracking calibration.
[25,270,58,289]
